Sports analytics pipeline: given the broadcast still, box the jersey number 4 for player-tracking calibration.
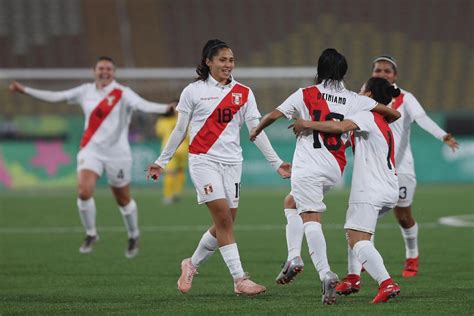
[312,110,344,150]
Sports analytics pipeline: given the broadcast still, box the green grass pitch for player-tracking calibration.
[1,185,473,315]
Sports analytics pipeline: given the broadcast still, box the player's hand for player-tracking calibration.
[165,103,176,116]
[289,118,311,136]
[146,163,164,182]
[277,162,292,179]
[9,81,25,93]
[443,133,459,152]
[249,128,261,142]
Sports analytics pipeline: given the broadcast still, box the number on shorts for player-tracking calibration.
[218,108,233,123]
[399,186,407,199]
[311,110,344,150]
[234,182,241,198]
[117,169,124,179]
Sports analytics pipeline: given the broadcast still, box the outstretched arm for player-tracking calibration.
[9,80,74,103]
[415,114,459,152]
[249,109,284,141]
[372,104,401,123]
[246,119,291,178]
[291,118,358,135]
[147,112,190,181]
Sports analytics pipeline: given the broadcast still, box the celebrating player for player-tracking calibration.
[371,56,459,276]
[146,39,291,296]
[291,77,402,303]
[250,48,400,304]
[9,56,172,258]
[155,100,188,205]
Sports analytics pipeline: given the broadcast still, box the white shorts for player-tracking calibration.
[77,150,131,188]
[188,156,242,208]
[291,176,334,214]
[397,174,417,207]
[344,203,391,234]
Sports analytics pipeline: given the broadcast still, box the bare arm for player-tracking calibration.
[372,104,401,123]
[291,118,358,135]
[249,109,285,141]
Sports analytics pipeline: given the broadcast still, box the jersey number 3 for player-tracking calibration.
[312,110,344,150]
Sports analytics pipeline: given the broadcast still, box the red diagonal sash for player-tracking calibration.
[391,93,405,110]
[373,112,396,168]
[80,88,123,149]
[189,84,249,154]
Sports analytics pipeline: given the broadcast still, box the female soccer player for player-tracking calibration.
[291,77,402,303]
[9,56,172,258]
[147,39,291,296]
[371,56,458,277]
[250,48,400,304]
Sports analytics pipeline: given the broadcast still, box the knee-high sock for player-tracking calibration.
[175,169,186,196]
[191,230,218,267]
[219,243,245,280]
[77,198,97,236]
[400,222,419,258]
[284,209,304,260]
[346,233,362,275]
[119,199,139,238]
[304,221,330,281]
[353,240,390,285]
[163,173,175,199]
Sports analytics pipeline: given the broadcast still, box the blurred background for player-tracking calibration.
[0,0,473,190]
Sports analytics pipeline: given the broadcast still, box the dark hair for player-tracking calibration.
[364,77,401,105]
[315,48,348,89]
[372,55,397,74]
[195,39,230,81]
[95,56,115,68]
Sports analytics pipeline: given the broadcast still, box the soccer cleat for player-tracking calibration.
[336,274,361,296]
[370,278,400,304]
[177,258,198,294]
[234,273,266,296]
[402,257,419,277]
[125,237,139,258]
[275,256,304,285]
[321,271,339,305]
[79,235,98,254]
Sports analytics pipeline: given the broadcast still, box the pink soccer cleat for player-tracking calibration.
[234,274,266,296]
[177,258,198,293]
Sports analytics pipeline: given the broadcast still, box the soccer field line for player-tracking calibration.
[0,222,444,234]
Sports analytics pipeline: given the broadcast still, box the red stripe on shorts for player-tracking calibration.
[80,88,122,149]
[189,84,249,154]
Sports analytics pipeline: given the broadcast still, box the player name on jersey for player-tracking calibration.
[317,92,347,105]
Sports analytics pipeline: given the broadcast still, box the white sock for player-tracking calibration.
[304,221,330,281]
[219,243,245,280]
[400,222,419,258]
[353,240,390,285]
[119,199,139,238]
[346,233,362,275]
[77,198,97,236]
[284,208,304,260]
[191,230,218,267]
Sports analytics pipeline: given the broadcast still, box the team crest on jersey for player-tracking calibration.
[107,95,116,106]
[231,93,242,105]
[204,183,214,195]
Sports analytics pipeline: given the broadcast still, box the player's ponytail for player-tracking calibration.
[314,48,348,90]
[364,77,399,105]
[196,39,230,81]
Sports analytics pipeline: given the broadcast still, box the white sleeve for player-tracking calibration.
[246,119,283,170]
[415,114,447,141]
[243,89,262,121]
[176,84,194,114]
[349,94,377,116]
[345,111,373,132]
[276,89,302,120]
[124,88,168,114]
[154,112,190,168]
[24,85,83,104]
[405,93,426,121]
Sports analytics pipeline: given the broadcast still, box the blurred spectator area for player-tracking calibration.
[0,0,472,115]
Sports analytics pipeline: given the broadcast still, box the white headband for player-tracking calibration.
[373,56,398,69]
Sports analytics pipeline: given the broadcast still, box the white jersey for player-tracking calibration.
[25,80,168,159]
[388,88,429,175]
[176,76,261,164]
[346,111,398,207]
[277,84,377,180]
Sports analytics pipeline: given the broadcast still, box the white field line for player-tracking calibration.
[0,222,442,235]
[438,214,474,227]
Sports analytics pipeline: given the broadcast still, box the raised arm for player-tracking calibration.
[291,118,358,135]
[246,119,291,178]
[249,109,285,141]
[9,80,76,103]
